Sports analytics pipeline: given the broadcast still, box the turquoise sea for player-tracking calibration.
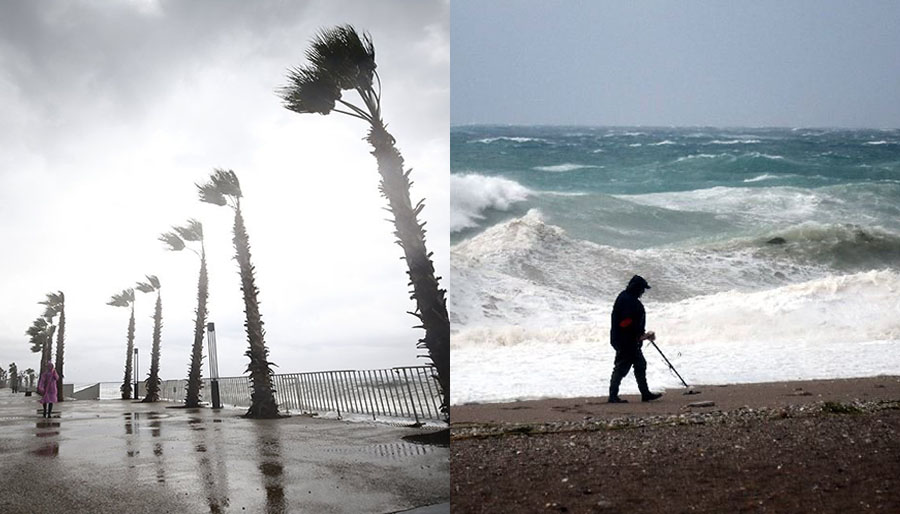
[450,126,900,404]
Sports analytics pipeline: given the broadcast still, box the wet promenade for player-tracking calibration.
[0,390,448,513]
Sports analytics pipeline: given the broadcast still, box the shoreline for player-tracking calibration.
[451,376,900,513]
[452,375,900,429]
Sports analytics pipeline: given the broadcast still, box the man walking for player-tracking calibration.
[608,275,662,403]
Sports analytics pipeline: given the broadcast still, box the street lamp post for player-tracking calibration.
[207,322,221,409]
[133,348,139,400]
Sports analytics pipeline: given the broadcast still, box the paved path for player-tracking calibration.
[0,390,448,513]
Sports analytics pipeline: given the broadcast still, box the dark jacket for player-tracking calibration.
[610,287,646,350]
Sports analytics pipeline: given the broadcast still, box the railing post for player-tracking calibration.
[396,368,420,425]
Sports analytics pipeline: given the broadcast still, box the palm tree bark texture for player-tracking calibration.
[53,293,65,402]
[197,169,279,419]
[185,247,208,407]
[108,289,136,400]
[234,204,279,418]
[160,221,208,408]
[368,123,450,414]
[123,304,135,400]
[143,291,162,402]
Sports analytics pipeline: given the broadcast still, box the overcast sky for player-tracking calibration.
[0,0,449,384]
[451,0,900,128]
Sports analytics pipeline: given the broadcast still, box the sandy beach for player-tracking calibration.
[451,376,900,513]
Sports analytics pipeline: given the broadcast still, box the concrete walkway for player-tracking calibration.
[0,390,448,513]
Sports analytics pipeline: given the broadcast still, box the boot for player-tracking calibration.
[608,371,627,403]
[634,361,660,402]
[641,392,662,402]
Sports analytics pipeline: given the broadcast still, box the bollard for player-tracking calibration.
[210,379,222,409]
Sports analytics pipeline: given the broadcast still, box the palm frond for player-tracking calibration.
[147,275,160,289]
[107,288,135,307]
[159,232,185,251]
[197,169,242,205]
[307,25,376,91]
[26,317,51,353]
[197,182,227,206]
[279,65,341,115]
[25,317,50,338]
[174,219,203,242]
[135,277,156,294]
[39,292,64,319]
[210,169,242,198]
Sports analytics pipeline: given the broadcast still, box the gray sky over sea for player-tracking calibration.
[451,0,900,128]
[0,0,449,383]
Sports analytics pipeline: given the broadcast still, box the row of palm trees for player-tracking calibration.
[106,170,278,417]
[20,26,449,420]
[4,363,29,391]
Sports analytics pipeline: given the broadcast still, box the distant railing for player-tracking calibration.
[154,365,444,423]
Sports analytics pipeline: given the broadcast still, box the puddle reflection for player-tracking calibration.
[33,420,60,457]
[194,413,230,513]
[254,423,286,514]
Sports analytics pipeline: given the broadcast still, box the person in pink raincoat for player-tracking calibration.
[37,360,59,418]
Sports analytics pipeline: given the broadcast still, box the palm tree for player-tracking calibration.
[8,363,17,392]
[0,368,7,388]
[26,317,55,375]
[40,292,66,402]
[160,220,208,408]
[279,25,450,414]
[197,169,279,418]
[136,276,163,403]
[108,289,136,400]
[25,368,35,390]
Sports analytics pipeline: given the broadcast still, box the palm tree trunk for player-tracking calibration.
[143,292,162,402]
[54,297,65,402]
[185,248,208,408]
[233,205,279,418]
[366,122,450,415]
[121,305,135,400]
[42,325,56,373]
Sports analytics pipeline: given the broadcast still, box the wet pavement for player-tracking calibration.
[0,390,448,513]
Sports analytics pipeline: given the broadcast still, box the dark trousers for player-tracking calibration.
[609,344,650,398]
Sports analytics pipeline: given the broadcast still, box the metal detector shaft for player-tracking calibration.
[648,340,690,388]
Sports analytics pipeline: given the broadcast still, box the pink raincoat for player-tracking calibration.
[37,362,59,405]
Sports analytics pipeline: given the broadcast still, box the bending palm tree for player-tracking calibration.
[26,317,55,376]
[160,219,208,408]
[108,289,136,400]
[136,276,163,402]
[279,25,450,414]
[197,169,279,418]
[40,291,66,402]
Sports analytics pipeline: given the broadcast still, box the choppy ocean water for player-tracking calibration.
[450,126,900,404]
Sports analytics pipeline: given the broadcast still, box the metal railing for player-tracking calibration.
[156,365,444,423]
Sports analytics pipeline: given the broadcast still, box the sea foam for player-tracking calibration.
[450,174,531,233]
[533,163,599,172]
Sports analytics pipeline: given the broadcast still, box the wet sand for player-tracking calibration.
[451,376,900,513]
[0,391,448,513]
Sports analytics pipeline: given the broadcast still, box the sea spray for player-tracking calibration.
[450,174,531,232]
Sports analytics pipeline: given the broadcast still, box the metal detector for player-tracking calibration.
[648,340,701,395]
